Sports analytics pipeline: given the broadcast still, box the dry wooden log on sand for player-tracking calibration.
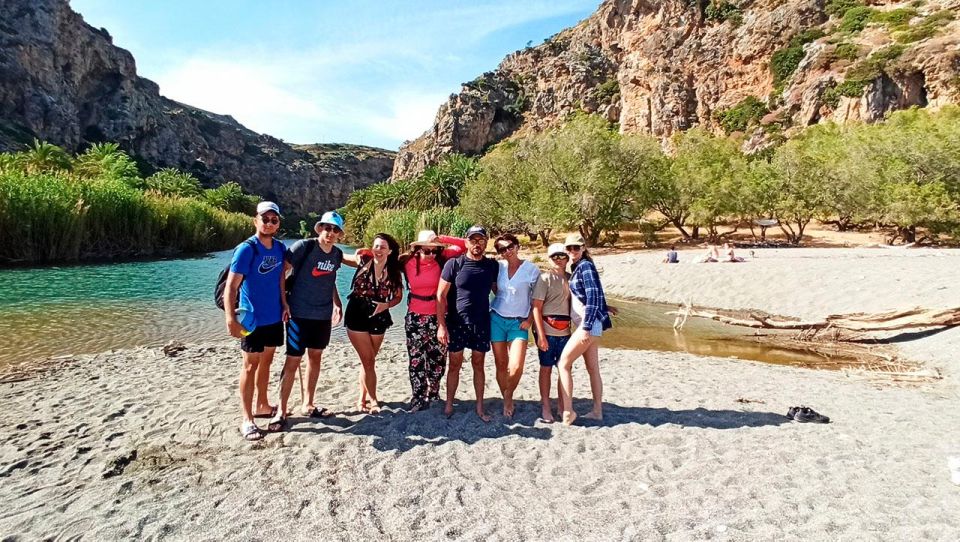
[668,306,960,332]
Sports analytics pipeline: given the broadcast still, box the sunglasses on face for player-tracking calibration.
[419,248,438,255]
[320,224,342,234]
[495,244,516,254]
[550,254,569,260]
[565,245,582,252]
[260,216,279,225]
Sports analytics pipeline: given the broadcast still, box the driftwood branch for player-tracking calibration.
[668,306,960,332]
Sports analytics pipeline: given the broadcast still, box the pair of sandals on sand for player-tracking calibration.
[786,405,830,423]
[240,405,334,441]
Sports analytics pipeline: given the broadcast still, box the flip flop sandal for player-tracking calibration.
[240,422,263,441]
[267,416,288,432]
[308,407,333,418]
[253,406,278,419]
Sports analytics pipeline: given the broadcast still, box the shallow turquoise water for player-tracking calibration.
[0,246,846,368]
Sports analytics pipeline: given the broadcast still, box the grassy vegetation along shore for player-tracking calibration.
[0,141,259,264]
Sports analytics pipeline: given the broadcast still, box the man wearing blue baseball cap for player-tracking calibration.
[436,225,499,422]
[224,201,288,441]
[268,210,355,431]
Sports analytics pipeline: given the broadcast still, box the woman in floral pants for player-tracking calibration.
[401,230,465,411]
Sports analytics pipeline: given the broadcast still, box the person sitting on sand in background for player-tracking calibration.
[531,243,572,423]
[557,233,614,426]
[437,225,499,422]
[699,244,719,263]
[399,230,465,412]
[490,233,540,419]
[270,211,355,432]
[223,201,289,441]
[723,242,745,263]
[346,233,404,414]
[662,245,679,263]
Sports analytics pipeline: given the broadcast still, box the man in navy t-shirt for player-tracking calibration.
[224,201,288,441]
[437,225,499,421]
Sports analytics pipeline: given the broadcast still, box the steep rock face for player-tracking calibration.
[0,0,393,215]
[393,0,960,179]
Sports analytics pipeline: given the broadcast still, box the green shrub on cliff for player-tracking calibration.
[839,7,876,33]
[714,96,769,134]
[770,29,825,90]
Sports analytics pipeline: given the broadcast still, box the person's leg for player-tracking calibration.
[349,329,380,413]
[276,354,301,418]
[558,328,593,426]
[254,346,276,416]
[303,349,324,413]
[581,340,603,420]
[538,364,554,422]
[445,350,464,417]
[406,314,428,411]
[424,316,446,405]
[470,349,491,422]
[239,350,260,426]
[491,341,509,412]
[503,337,528,418]
[366,334,386,412]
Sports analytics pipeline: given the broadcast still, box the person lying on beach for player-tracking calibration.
[223,201,288,441]
[662,246,679,263]
[723,243,745,263]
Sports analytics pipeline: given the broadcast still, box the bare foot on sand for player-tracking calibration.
[503,400,515,419]
[539,408,555,423]
[562,411,578,426]
[367,403,381,415]
[583,410,603,421]
[355,399,369,413]
[476,409,492,423]
[443,404,455,418]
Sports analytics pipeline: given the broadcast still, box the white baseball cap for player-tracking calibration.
[256,201,281,217]
[547,243,566,257]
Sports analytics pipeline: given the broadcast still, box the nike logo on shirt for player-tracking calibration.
[258,256,281,274]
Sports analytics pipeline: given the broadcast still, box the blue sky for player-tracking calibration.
[70,1,601,150]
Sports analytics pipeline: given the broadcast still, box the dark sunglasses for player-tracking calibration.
[419,248,438,255]
[320,224,342,233]
[495,243,516,254]
[565,245,582,252]
[550,254,569,260]
[260,216,280,225]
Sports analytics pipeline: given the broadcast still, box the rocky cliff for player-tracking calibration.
[393,0,960,179]
[0,0,394,216]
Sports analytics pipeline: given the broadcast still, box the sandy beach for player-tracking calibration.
[2,247,959,540]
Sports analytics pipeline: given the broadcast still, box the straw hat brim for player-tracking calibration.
[410,241,447,248]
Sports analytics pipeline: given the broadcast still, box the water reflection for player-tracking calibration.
[0,249,853,369]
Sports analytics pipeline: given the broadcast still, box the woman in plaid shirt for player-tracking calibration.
[557,234,614,426]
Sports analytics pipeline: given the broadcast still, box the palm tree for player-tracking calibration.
[21,139,72,174]
[73,142,140,184]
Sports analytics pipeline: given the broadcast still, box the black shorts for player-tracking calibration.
[285,317,332,357]
[240,321,284,353]
[345,297,393,335]
[447,320,491,354]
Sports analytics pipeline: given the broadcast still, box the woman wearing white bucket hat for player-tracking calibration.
[399,230,465,411]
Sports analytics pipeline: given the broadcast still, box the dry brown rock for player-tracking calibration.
[394,0,960,178]
[0,0,394,216]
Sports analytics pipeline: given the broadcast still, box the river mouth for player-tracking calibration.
[0,248,866,370]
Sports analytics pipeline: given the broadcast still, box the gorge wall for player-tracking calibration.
[0,0,394,216]
[393,0,960,179]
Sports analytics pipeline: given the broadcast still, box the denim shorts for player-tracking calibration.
[490,311,530,343]
[535,333,570,367]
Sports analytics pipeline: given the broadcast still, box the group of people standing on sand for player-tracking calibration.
[223,202,615,441]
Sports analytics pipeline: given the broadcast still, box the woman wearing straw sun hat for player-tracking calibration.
[399,230,465,411]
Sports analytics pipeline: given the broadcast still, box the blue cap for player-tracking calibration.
[465,225,487,239]
[316,210,345,231]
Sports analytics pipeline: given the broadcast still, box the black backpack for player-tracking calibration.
[214,239,258,310]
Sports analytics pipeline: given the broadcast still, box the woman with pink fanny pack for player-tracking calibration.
[400,230,465,411]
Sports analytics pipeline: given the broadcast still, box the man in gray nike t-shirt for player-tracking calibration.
[268,211,358,431]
